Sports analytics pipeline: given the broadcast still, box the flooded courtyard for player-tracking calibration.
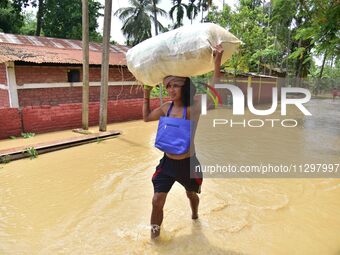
[0,98,339,255]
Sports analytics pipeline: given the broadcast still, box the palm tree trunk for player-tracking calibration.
[319,49,327,78]
[152,0,158,36]
[331,54,335,68]
[152,0,162,105]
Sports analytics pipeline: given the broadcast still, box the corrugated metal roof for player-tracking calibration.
[0,33,129,65]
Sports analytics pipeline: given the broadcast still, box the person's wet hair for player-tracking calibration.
[181,77,196,107]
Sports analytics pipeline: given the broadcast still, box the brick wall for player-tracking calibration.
[0,64,7,85]
[215,76,278,105]
[0,64,9,108]
[18,85,143,106]
[90,67,135,82]
[14,64,139,107]
[0,98,166,139]
[0,108,22,139]
[21,98,164,134]
[15,65,135,85]
[0,89,10,108]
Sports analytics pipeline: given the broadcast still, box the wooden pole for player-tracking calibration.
[99,0,113,131]
[258,76,262,104]
[82,0,89,130]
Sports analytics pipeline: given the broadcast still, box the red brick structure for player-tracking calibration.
[0,63,9,108]
[14,65,135,85]
[0,33,150,139]
[0,64,7,84]
[0,108,22,139]
[0,98,165,139]
[15,65,138,106]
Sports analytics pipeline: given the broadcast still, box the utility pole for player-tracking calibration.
[82,0,89,130]
[99,0,113,131]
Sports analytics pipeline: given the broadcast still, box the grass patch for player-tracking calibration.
[21,133,35,139]
[0,155,11,164]
[24,147,38,159]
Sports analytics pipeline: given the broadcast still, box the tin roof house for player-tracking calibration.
[0,33,155,139]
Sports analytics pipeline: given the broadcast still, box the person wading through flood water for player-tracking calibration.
[142,44,224,239]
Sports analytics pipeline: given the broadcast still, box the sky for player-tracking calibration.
[98,0,239,44]
[24,0,239,44]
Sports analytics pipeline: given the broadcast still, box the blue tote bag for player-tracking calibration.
[155,102,193,155]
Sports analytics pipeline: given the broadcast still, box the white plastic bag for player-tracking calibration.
[126,23,241,86]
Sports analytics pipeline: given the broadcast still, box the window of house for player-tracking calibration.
[67,69,80,82]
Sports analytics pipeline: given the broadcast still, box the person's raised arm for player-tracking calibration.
[193,44,225,117]
[212,43,224,86]
[142,85,168,122]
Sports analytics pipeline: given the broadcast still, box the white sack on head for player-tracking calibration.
[126,22,241,86]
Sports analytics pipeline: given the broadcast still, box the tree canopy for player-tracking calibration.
[206,0,339,79]
[115,0,167,46]
[0,0,103,41]
[43,0,102,41]
[1,0,339,81]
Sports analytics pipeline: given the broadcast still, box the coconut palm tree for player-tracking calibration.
[187,0,199,24]
[114,0,167,46]
[152,0,159,35]
[169,0,188,29]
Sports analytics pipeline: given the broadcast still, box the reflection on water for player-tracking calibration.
[0,99,339,254]
[196,99,340,168]
[303,99,340,135]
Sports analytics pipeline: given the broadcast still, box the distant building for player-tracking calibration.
[219,70,281,105]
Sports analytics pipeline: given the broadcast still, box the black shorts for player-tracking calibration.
[152,153,203,194]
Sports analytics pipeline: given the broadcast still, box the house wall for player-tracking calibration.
[0,63,9,108]
[14,65,141,107]
[0,98,168,140]
[0,108,22,139]
[15,65,135,85]
[0,89,9,108]
[0,64,7,84]
[17,84,143,106]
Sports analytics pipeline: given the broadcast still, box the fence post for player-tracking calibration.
[258,76,262,104]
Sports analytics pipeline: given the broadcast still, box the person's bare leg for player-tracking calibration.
[150,192,167,239]
[186,191,199,219]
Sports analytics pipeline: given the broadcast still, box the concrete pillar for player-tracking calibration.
[6,62,19,108]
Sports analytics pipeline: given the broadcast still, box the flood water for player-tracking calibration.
[0,98,339,255]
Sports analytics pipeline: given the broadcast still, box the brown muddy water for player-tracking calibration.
[0,99,339,255]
